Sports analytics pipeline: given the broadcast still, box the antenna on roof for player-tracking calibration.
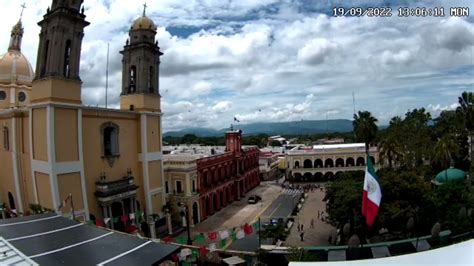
[352,91,356,118]
[352,91,356,140]
[326,110,328,136]
[105,43,109,109]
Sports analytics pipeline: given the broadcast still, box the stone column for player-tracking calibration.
[102,206,108,228]
[148,216,156,239]
[108,205,114,230]
[134,197,139,225]
[129,197,135,224]
[166,212,173,235]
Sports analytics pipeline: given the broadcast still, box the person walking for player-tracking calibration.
[301,224,304,231]
[310,218,314,229]
[300,230,305,241]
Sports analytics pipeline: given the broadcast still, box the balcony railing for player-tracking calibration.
[95,176,139,198]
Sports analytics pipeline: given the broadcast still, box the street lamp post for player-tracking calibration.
[179,202,193,245]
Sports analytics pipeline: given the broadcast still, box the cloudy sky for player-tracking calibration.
[0,0,473,131]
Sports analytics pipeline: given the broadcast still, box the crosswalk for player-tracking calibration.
[282,188,303,195]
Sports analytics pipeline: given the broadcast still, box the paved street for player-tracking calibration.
[285,186,336,247]
[229,189,302,251]
[178,181,282,246]
[176,181,334,251]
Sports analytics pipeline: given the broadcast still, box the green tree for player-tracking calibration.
[379,134,403,169]
[456,91,474,168]
[270,140,283,147]
[325,171,364,227]
[181,134,198,144]
[432,134,459,169]
[456,91,474,132]
[353,111,378,154]
[432,181,474,234]
[399,108,432,168]
[377,169,435,235]
[259,220,290,243]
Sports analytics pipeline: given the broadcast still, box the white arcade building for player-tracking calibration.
[286,143,379,182]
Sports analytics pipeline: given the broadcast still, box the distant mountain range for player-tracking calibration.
[163,119,357,137]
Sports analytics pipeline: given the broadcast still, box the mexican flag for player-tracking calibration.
[362,156,381,227]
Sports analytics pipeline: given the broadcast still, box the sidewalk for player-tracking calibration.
[285,187,335,247]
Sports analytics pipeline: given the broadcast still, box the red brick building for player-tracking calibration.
[197,130,259,221]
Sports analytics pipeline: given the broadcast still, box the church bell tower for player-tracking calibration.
[120,6,163,112]
[31,0,89,104]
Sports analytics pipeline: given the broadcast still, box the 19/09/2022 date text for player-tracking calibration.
[332,7,393,17]
[333,7,469,17]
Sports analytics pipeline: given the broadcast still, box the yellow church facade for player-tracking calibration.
[0,0,166,235]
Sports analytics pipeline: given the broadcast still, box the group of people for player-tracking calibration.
[297,222,305,241]
[318,210,328,222]
[281,182,324,193]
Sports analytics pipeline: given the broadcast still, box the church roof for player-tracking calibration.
[131,15,156,31]
[0,51,34,86]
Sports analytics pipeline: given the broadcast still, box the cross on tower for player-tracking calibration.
[20,3,26,19]
[142,2,147,16]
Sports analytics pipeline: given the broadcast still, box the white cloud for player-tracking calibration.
[212,101,232,113]
[0,0,472,131]
[297,38,339,65]
[428,102,459,112]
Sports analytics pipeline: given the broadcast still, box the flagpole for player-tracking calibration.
[258,217,261,248]
[69,193,75,220]
[105,43,109,109]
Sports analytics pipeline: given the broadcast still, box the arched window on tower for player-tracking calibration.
[130,66,137,93]
[41,40,50,76]
[148,66,154,93]
[101,122,120,158]
[3,127,9,151]
[63,40,72,77]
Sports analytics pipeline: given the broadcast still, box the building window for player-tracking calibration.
[100,122,119,159]
[0,91,6,100]
[129,66,137,93]
[165,181,169,194]
[18,91,26,102]
[63,39,72,77]
[176,180,182,194]
[41,40,50,76]
[192,180,196,192]
[3,127,9,151]
[148,66,154,93]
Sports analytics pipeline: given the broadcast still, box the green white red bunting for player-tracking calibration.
[362,155,382,227]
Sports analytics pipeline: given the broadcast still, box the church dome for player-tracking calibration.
[0,50,34,86]
[0,20,34,87]
[435,167,466,184]
[131,16,156,31]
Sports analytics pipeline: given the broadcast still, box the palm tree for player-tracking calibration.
[379,134,403,169]
[456,91,473,165]
[432,134,459,169]
[353,111,378,154]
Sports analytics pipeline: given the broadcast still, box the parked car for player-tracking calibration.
[248,195,262,204]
